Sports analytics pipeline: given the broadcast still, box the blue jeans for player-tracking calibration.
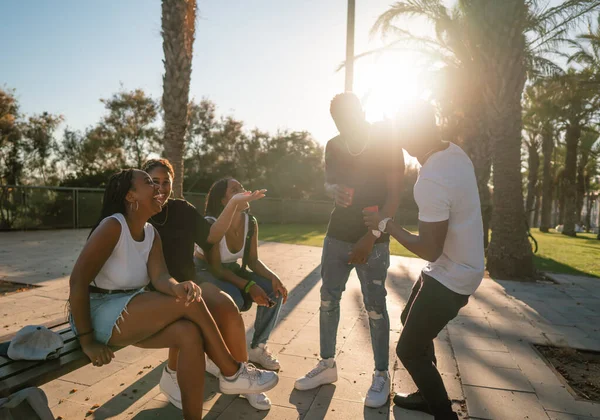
[320,236,391,371]
[196,260,283,348]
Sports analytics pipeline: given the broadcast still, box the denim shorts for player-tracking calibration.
[69,288,146,345]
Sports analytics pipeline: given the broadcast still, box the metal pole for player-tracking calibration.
[345,0,356,92]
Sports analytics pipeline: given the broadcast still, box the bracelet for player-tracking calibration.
[76,329,94,338]
[244,281,256,294]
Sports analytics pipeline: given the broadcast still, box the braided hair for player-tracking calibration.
[205,177,232,218]
[89,169,136,238]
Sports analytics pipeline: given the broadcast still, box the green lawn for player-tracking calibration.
[529,228,600,278]
[259,224,600,278]
[259,224,418,259]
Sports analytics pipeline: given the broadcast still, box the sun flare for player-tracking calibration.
[353,52,430,123]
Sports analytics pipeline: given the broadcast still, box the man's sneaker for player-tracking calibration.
[248,344,281,370]
[205,354,220,377]
[159,367,182,409]
[393,391,432,414]
[365,371,390,408]
[219,362,279,395]
[294,358,338,391]
[241,392,272,410]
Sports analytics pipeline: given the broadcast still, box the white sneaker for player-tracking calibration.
[364,370,390,408]
[294,358,338,391]
[205,354,220,377]
[248,344,281,370]
[241,392,272,410]
[219,363,279,395]
[159,367,182,409]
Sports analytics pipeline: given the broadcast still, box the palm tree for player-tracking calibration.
[161,0,196,198]
[522,80,559,232]
[523,89,544,226]
[548,69,598,236]
[577,131,600,224]
[371,0,600,278]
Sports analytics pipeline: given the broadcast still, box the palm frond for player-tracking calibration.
[528,0,600,51]
[371,0,447,38]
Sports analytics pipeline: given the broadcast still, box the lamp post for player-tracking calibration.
[345,0,356,92]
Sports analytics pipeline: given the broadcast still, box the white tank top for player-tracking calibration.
[93,213,155,290]
[195,214,249,264]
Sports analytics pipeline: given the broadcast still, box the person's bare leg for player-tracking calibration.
[168,283,249,371]
[134,320,205,420]
[108,291,239,377]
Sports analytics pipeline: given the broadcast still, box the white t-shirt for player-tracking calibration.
[413,142,485,295]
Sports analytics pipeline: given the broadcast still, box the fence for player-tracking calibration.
[0,185,418,231]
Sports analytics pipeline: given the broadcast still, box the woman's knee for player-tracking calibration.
[171,320,203,348]
[201,284,241,317]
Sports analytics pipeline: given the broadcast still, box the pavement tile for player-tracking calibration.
[532,382,600,418]
[451,335,509,353]
[459,364,534,393]
[463,385,547,420]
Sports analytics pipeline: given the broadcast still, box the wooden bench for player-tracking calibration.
[0,318,91,398]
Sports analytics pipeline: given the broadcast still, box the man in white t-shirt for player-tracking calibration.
[364,102,484,420]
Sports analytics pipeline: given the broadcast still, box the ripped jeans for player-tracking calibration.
[320,236,390,371]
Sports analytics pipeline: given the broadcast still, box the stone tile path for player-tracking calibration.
[1,229,599,419]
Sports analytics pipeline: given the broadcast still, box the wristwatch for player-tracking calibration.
[378,218,392,233]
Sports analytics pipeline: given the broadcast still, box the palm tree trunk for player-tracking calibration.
[540,126,553,232]
[584,191,594,232]
[525,142,540,226]
[562,123,580,236]
[576,150,589,225]
[161,0,196,198]
[470,0,534,278]
[533,184,541,228]
[461,99,492,249]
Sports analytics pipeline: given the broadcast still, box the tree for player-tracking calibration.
[370,0,599,277]
[58,125,125,186]
[370,1,493,249]
[577,130,599,225]
[161,0,196,198]
[99,89,159,168]
[21,112,63,183]
[522,95,543,226]
[524,80,559,232]
[0,88,23,186]
[549,69,598,236]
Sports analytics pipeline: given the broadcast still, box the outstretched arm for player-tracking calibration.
[206,190,266,244]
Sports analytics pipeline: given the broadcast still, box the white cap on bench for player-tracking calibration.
[7,326,64,361]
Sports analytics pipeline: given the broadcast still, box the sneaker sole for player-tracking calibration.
[294,376,338,391]
[247,358,280,371]
[219,375,280,395]
[364,395,390,408]
[240,395,272,411]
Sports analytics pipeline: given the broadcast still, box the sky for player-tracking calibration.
[0,0,569,145]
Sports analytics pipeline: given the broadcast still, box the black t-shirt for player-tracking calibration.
[325,122,405,244]
[149,199,212,283]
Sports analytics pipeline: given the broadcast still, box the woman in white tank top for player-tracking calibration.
[68,169,278,419]
[196,178,288,372]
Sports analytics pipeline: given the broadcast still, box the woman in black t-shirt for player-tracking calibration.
[142,159,267,410]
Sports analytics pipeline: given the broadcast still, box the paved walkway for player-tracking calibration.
[1,229,599,419]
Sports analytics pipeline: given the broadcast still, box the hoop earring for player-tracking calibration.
[135,201,139,212]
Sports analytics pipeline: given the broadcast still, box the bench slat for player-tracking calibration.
[0,348,88,397]
[0,327,76,369]
[0,317,123,398]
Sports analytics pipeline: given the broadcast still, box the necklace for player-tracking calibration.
[344,128,370,157]
[151,205,169,226]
